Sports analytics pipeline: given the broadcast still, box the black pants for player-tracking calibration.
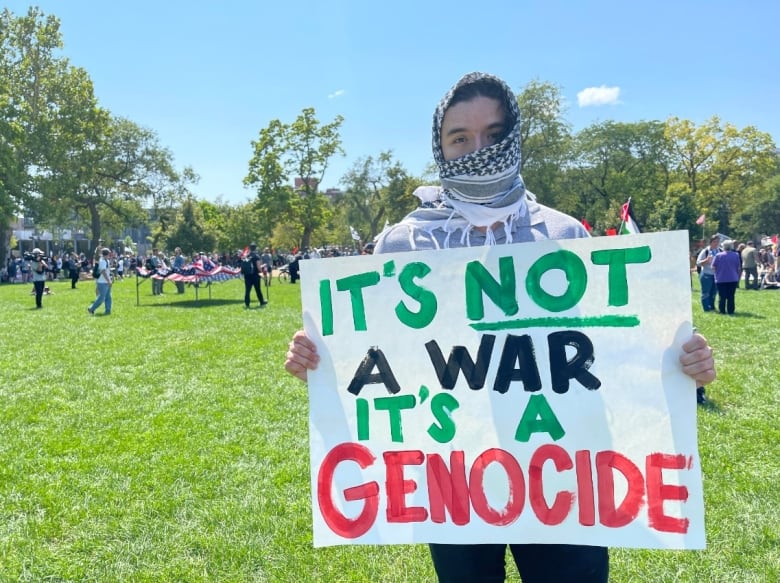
[429,543,608,583]
[742,267,758,289]
[71,272,79,288]
[33,280,45,308]
[717,281,738,314]
[244,275,265,306]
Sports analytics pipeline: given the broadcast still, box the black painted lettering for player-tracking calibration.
[547,331,601,393]
[346,347,402,395]
[425,335,496,390]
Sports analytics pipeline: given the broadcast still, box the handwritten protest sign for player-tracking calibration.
[300,231,704,549]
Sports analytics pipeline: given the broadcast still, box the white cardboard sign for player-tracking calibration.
[300,231,704,549]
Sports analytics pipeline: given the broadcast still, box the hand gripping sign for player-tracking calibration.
[300,231,704,549]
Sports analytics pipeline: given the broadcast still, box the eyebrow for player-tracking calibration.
[444,121,507,138]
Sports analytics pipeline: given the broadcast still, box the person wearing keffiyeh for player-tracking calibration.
[284,72,717,583]
[374,72,590,254]
[377,71,611,583]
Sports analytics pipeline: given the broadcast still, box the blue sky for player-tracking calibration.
[7,1,780,203]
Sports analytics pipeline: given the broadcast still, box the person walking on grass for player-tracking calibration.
[242,243,267,309]
[68,253,80,289]
[88,248,112,315]
[30,248,47,309]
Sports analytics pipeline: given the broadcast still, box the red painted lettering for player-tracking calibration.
[575,449,596,526]
[528,444,574,525]
[469,448,525,526]
[426,451,470,525]
[317,442,379,538]
[384,450,427,523]
[646,453,691,534]
[596,451,645,527]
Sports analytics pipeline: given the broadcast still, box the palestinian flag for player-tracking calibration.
[620,199,641,235]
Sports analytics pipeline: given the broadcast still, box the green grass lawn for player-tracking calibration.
[0,272,777,582]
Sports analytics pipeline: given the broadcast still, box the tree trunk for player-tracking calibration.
[300,226,313,251]
[89,205,102,255]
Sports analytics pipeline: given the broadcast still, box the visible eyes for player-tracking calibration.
[447,131,502,149]
[487,130,504,143]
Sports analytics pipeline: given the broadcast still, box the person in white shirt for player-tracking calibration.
[88,248,113,315]
[30,248,47,309]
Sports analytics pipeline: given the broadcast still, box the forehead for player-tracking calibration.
[441,96,506,130]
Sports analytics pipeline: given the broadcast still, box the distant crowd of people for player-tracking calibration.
[695,237,779,316]
[3,239,379,314]
[1,241,377,287]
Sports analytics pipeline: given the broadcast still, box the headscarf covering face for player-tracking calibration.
[389,72,531,248]
[432,72,524,205]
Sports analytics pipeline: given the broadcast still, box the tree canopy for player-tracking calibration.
[2,6,778,259]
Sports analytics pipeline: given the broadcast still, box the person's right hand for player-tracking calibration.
[285,330,320,382]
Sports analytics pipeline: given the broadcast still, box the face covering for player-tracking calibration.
[433,71,523,206]
[397,72,531,247]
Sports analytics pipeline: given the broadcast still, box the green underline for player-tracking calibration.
[470,315,641,331]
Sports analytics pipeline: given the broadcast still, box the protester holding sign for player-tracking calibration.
[285,72,716,582]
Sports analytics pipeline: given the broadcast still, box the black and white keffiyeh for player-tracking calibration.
[398,72,532,247]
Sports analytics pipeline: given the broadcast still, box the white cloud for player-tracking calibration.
[577,86,621,107]
[328,89,346,99]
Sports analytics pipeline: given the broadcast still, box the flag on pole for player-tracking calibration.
[241,246,249,258]
[580,218,593,233]
[695,214,706,225]
[620,199,641,235]
[349,226,361,241]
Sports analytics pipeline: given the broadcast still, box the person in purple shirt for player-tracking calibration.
[711,239,742,315]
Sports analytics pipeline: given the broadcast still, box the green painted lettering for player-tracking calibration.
[356,398,370,441]
[526,250,587,312]
[395,262,437,329]
[374,395,416,442]
[427,393,460,443]
[590,246,652,307]
[514,394,565,442]
[336,271,381,331]
[319,279,333,336]
[465,256,519,320]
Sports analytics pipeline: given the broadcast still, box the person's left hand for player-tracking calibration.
[680,333,716,386]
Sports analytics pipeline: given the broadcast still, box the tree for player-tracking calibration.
[665,116,777,234]
[210,199,266,253]
[164,197,216,256]
[732,174,780,241]
[514,80,572,206]
[245,108,344,249]
[338,151,416,242]
[37,115,186,252]
[566,121,670,232]
[0,7,76,258]
[1,7,192,259]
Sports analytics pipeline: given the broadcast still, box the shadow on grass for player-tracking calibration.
[698,399,724,414]
[135,298,247,309]
[721,311,764,319]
